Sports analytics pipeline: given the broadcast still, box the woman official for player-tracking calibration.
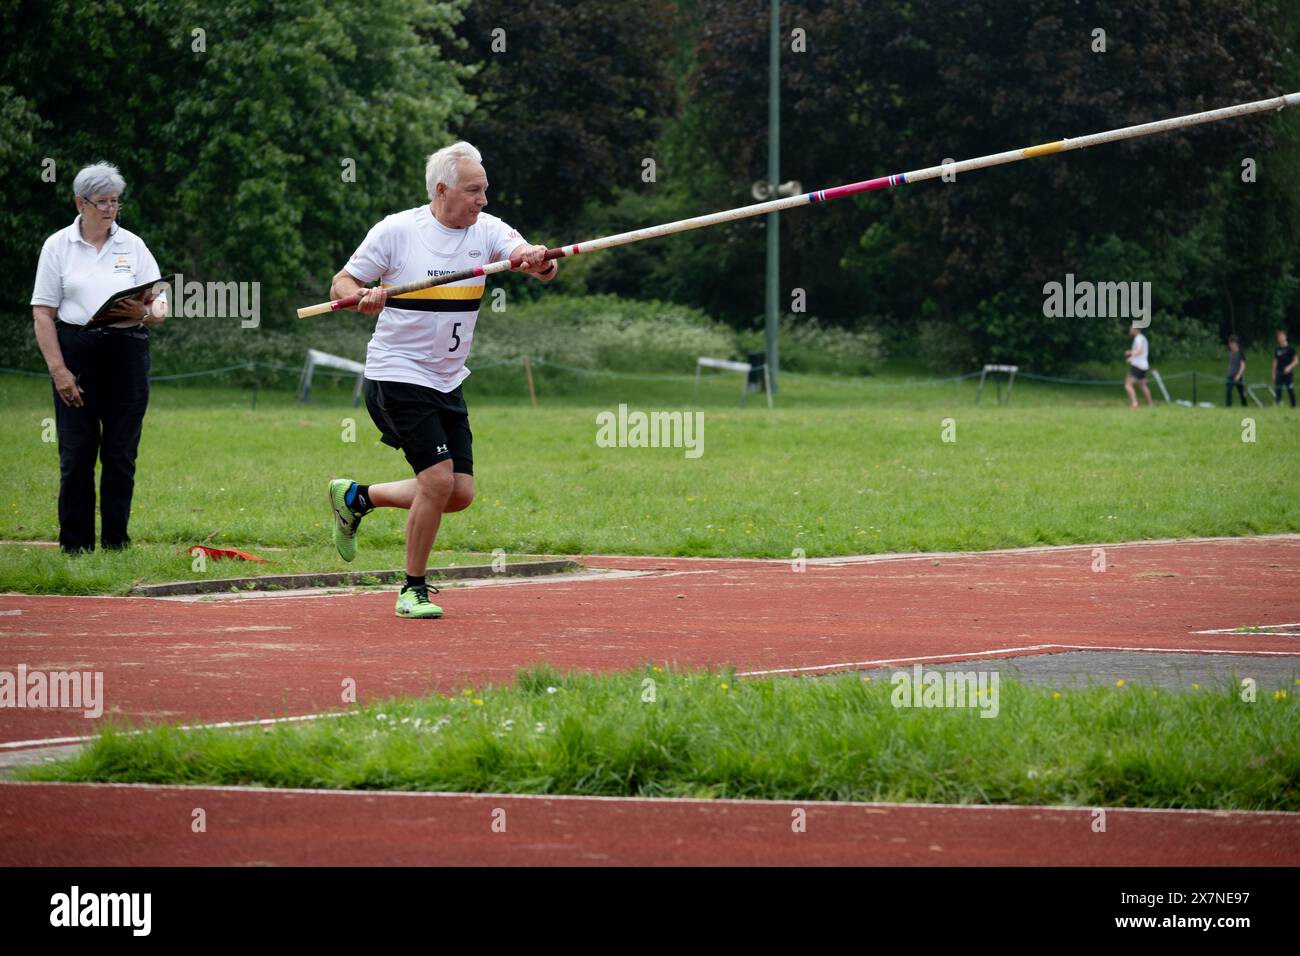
[30,162,168,553]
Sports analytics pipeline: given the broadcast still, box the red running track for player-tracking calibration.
[1,537,1297,866]
[1,783,1297,866]
[1,536,1296,746]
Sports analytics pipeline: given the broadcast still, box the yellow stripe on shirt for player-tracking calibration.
[382,284,484,301]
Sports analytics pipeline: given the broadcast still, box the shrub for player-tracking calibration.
[472,294,737,373]
[736,317,885,376]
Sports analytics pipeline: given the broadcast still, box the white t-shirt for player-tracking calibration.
[1129,333,1149,370]
[344,206,524,391]
[30,216,165,327]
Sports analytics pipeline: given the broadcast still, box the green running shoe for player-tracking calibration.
[395,584,443,619]
[328,478,364,562]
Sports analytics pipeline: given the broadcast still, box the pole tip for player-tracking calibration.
[1285,93,1300,108]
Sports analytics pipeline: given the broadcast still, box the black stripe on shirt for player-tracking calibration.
[384,298,482,314]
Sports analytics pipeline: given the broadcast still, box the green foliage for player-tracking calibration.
[912,318,979,373]
[736,317,885,375]
[570,113,763,319]
[472,294,738,375]
[446,0,679,236]
[583,0,1299,371]
[0,0,474,353]
[4,0,1298,378]
[2,289,874,385]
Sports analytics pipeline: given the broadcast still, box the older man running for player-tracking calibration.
[326,141,556,619]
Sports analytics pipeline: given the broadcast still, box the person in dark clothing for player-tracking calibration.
[1273,330,1298,407]
[30,162,168,554]
[1225,336,1247,407]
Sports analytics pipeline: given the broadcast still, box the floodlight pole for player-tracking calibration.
[764,0,781,392]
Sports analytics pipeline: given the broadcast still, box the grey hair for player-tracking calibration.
[425,141,482,199]
[73,162,126,201]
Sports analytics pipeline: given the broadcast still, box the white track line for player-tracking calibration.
[1194,632,1300,638]
[739,642,1300,677]
[801,533,1300,566]
[583,534,1300,568]
[1046,643,1300,657]
[0,710,353,751]
[0,779,1296,817]
[738,645,1064,676]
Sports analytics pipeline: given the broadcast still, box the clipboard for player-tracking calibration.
[89,274,177,327]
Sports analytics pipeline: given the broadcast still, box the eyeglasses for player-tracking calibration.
[80,196,125,211]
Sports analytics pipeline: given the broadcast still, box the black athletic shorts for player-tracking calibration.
[363,378,473,476]
[1128,365,1147,380]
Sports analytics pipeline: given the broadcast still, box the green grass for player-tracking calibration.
[1,369,1297,594]
[7,365,1295,808]
[19,666,1300,810]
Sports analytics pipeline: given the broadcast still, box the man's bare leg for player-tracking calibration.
[330,469,475,581]
[405,466,448,575]
[1139,381,1154,406]
[1124,375,1138,408]
[364,469,476,575]
[368,474,474,515]
[369,478,418,510]
[345,465,476,619]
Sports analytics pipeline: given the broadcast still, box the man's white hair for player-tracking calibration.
[426,141,482,200]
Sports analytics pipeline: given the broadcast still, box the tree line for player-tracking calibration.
[2,0,1295,371]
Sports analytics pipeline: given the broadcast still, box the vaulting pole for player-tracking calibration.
[298,93,1300,319]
